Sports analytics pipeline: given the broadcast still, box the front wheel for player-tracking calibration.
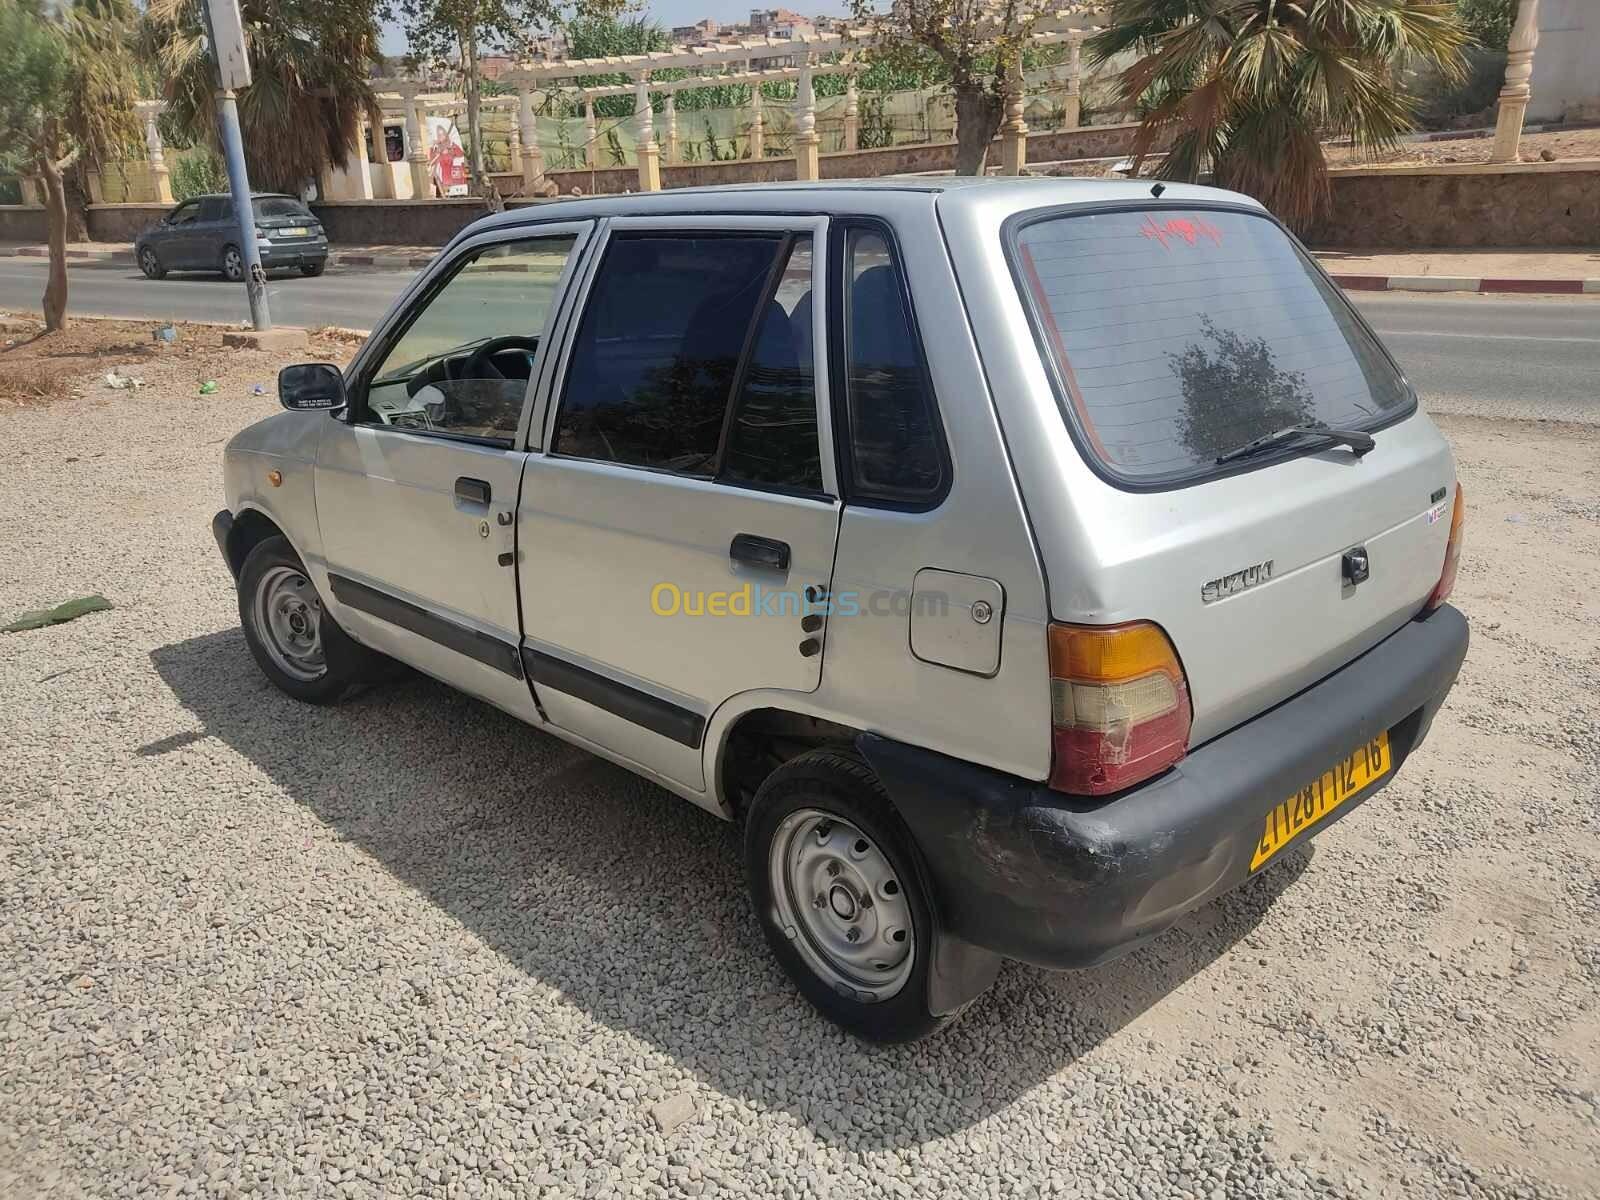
[237,535,378,704]
[745,749,955,1042]
[138,246,165,280]
[220,244,245,282]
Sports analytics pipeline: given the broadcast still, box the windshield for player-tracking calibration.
[1011,207,1411,485]
[253,198,311,219]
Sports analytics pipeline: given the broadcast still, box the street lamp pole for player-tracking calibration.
[203,0,271,330]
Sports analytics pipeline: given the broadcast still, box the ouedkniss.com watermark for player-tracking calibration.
[649,583,949,619]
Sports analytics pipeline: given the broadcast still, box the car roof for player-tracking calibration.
[463,176,1264,237]
[185,192,301,202]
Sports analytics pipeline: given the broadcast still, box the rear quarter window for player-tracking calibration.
[1010,207,1412,486]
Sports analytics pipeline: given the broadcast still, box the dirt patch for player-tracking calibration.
[1325,126,1600,168]
[0,316,357,409]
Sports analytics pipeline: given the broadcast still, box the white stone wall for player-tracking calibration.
[1530,0,1600,122]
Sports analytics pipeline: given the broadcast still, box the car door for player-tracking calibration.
[192,197,232,270]
[517,216,840,792]
[315,221,593,722]
[157,200,202,268]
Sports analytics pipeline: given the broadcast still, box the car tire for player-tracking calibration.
[300,261,326,277]
[744,748,953,1043]
[138,247,165,280]
[220,244,245,282]
[237,535,381,704]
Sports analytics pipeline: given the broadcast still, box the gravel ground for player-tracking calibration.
[2,343,1597,1199]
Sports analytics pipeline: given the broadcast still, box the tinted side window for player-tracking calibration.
[843,230,944,503]
[719,237,822,493]
[556,235,784,475]
[199,198,230,222]
[168,202,200,225]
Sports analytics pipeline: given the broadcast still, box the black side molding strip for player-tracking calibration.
[329,574,522,679]
[520,647,705,749]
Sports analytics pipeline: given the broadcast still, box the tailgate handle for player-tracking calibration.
[454,477,491,506]
[730,533,790,571]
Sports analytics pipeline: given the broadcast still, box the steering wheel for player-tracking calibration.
[460,334,542,381]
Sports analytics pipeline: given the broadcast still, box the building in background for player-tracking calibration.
[673,18,721,43]
[748,8,816,38]
[1529,0,1600,122]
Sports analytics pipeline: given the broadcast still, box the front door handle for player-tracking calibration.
[455,476,491,506]
[730,533,790,571]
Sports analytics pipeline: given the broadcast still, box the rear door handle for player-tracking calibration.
[455,477,491,505]
[730,533,790,571]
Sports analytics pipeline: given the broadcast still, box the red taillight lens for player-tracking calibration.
[1047,621,1192,796]
[1426,484,1466,611]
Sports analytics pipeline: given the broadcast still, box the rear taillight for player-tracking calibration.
[1048,620,1192,796]
[1426,483,1466,611]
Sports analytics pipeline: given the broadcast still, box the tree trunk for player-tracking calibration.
[953,85,1004,176]
[64,166,91,242]
[463,28,487,195]
[39,139,69,333]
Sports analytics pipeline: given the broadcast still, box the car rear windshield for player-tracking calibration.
[253,198,311,219]
[1010,207,1411,485]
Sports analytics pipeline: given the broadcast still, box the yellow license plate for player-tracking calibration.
[284,226,309,237]
[1250,731,1391,871]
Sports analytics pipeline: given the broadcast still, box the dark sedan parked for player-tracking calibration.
[136,193,329,282]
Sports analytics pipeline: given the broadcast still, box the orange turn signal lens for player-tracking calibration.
[1048,620,1184,684]
[1426,483,1465,611]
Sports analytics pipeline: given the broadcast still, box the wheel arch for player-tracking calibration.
[225,504,299,578]
[707,694,868,822]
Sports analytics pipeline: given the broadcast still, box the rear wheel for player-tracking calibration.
[237,535,379,704]
[300,260,326,277]
[138,246,165,280]
[220,244,245,282]
[745,749,952,1042]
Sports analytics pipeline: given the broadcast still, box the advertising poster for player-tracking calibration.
[425,116,470,197]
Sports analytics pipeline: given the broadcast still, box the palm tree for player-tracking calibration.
[141,0,383,196]
[1088,1,1470,230]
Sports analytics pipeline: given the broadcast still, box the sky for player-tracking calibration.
[379,2,850,55]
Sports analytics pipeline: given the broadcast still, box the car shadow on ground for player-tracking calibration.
[150,628,1309,1150]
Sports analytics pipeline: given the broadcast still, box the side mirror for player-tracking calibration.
[278,363,346,412]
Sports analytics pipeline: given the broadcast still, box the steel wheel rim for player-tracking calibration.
[253,564,326,681]
[769,808,915,1004]
[223,249,243,280]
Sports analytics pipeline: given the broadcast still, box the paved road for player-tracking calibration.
[0,258,408,332]
[1351,291,1600,424]
[4,257,1596,420]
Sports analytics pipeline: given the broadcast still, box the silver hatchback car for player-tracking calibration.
[213,179,1468,1041]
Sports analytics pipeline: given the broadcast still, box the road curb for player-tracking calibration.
[331,252,435,271]
[0,246,135,265]
[1330,273,1599,295]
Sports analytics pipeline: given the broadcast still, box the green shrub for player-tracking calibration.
[170,148,227,201]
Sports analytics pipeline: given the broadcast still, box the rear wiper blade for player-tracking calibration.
[1216,423,1376,465]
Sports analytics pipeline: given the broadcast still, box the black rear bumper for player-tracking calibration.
[859,604,1469,971]
[259,243,328,268]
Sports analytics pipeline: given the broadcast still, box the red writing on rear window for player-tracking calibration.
[1138,214,1224,249]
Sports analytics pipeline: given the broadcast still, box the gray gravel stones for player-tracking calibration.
[2,361,1597,1198]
